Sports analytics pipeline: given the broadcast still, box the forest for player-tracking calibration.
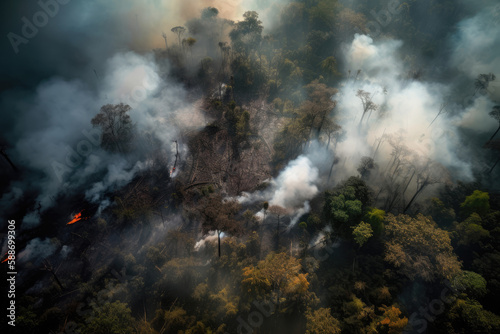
[0,0,499,333]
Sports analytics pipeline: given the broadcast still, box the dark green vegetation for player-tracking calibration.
[1,1,500,333]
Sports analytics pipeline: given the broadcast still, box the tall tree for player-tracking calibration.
[268,205,288,250]
[198,193,241,257]
[229,11,263,56]
[171,26,186,47]
[91,103,133,153]
[474,73,496,96]
[487,105,500,143]
[356,89,378,126]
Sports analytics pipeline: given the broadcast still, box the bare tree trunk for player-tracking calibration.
[489,156,500,174]
[488,125,500,143]
[217,230,221,258]
[276,216,280,251]
[404,182,427,213]
[0,149,18,171]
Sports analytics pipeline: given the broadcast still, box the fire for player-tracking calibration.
[1,252,13,263]
[67,211,89,225]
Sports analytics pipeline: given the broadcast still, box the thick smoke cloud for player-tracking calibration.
[1,50,202,230]
[451,2,500,101]
[332,32,497,185]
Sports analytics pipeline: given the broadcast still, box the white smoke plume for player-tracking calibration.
[194,231,225,251]
[18,238,58,265]
[331,32,497,187]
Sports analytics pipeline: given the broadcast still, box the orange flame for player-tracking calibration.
[67,211,89,225]
[1,252,13,263]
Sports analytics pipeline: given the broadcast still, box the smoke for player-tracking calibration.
[288,201,311,229]
[331,32,498,186]
[270,156,319,208]
[451,2,500,99]
[194,231,225,251]
[85,159,151,203]
[237,155,319,206]
[0,48,205,230]
[18,237,58,265]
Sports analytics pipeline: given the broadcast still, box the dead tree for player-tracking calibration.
[404,161,441,213]
[162,32,168,49]
[356,90,378,126]
[268,205,288,251]
[474,73,496,96]
[428,103,448,128]
[0,147,18,171]
[41,260,64,291]
[484,140,500,174]
[487,106,500,143]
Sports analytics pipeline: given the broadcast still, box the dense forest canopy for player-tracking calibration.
[0,0,499,333]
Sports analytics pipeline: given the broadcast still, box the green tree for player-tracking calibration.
[352,222,373,247]
[364,207,385,235]
[460,190,490,217]
[229,11,263,56]
[455,213,490,246]
[324,183,364,238]
[429,197,456,227]
[442,298,500,333]
[82,301,135,334]
[308,0,339,31]
[452,270,487,299]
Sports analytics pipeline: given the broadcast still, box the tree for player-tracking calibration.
[474,73,496,96]
[357,156,376,180]
[82,301,135,334]
[364,207,385,235]
[201,6,219,19]
[376,305,409,334]
[185,37,197,61]
[455,213,490,246]
[452,270,487,299]
[162,32,168,49]
[198,193,241,257]
[299,80,338,141]
[441,298,500,333]
[268,205,288,250]
[460,190,490,217]
[171,26,186,47]
[404,160,442,213]
[320,56,339,82]
[229,11,263,56]
[356,89,378,126]
[487,105,500,143]
[428,197,456,227]
[305,308,341,334]
[351,221,373,272]
[324,185,363,238]
[384,214,461,281]
[242,252,311,312]
[352,222,373,247]
[91,103,133,153]
[484,139,500,174]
